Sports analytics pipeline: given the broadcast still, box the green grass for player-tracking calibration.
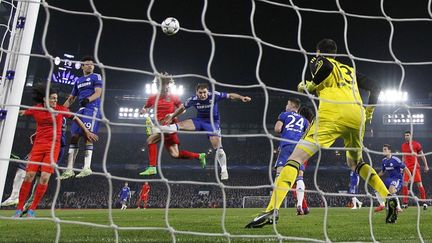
[1,207,431,242]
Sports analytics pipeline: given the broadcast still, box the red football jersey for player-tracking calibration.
[401,140,422,169]
[145,94,181,123]
[141,184,150,196]
[24,104,71,148]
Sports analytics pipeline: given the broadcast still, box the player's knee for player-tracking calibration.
[285,160,301,171]
[216,148,225,159]
[170,151,180,158]
[24,172,35,182]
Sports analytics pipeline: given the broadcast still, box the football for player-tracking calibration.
[161,17,180,35]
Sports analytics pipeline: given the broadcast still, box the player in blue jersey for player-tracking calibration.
[375,144,412,213]
[60,56,103,179]
[274,98,310,215]
[348,171,363,209]
[159,83,251,180]
[119,182,131,210]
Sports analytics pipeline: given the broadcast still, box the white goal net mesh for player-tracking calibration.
[1,0,432,242]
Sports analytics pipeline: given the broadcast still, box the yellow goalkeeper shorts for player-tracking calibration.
[297,119,365,162]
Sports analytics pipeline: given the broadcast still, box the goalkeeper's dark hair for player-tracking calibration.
[32,83,58,104]
[196,83,209,91]
[80,55,95,63]
[287,97,301,109]
[383,144,392,150]
[404,131,411,135]
[316,39,337,57]
[299,106,315,123]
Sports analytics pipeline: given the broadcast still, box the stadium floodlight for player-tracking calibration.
[144,80,184,96]
[378,90,408,103]
[118,106,154,120]
[383,113,425,125]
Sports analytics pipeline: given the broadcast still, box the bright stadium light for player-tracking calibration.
[383,113,425,125]
[144,79,184,96]
[118,106,155,120]
[378,90,408,103]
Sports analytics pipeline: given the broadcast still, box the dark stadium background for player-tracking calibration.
[1,0,432,208]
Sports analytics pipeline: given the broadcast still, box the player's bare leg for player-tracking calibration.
[60,135,80,179]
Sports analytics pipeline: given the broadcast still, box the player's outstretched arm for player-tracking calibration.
[72,116,99,142]
[227,93,251,102]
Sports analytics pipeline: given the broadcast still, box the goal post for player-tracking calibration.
[0,0,41,203]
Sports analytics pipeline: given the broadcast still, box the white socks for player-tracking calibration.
[352,197,362,208]
[67,146,79,170]
[216,148,227,172]
[11,168,26,199]
[84,148,93,169]
[296,179,305,208]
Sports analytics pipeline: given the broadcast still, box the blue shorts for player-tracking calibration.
[191,118,221,137]
[275,145,304,169]
[120,197,128,203]
[349,184,359,194]
[71,107,101,136]
[384,178,402,192]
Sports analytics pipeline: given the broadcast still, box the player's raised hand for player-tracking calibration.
[139,107,147,115]
[241,96,251,102]
[85,131,99,142]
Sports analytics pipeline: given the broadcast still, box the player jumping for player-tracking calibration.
[60,56,103,179]
[139,74,206,176]
[245,39,397,228]
[159,83,251,180]
[14,85,97,217]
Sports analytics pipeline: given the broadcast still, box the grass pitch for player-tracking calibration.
[0,207,431,242]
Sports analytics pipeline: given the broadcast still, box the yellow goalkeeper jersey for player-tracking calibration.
[314,58,365,129]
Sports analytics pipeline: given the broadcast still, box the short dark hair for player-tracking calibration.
[32,83,58,104]
[383,144,392,150]
[404,131,411,135]
[287,98,301,109]
[316,39,337,56]
[299,106,314,123]
[80,55,95,62]
[195,83,209,91]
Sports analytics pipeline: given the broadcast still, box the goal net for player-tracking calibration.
[1,0,432,242]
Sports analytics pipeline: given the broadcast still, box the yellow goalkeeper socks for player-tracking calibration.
[266,160,300,212]
[356,162,389,198]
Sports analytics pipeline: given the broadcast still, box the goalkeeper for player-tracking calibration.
[246,39,398,228]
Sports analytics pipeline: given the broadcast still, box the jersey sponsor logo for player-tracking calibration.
[196,104,212,109]
[86,78,90,81]
[77,81,92,89]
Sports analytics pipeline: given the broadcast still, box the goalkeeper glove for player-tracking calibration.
[365,106,375,124]
[297,80,317,93]
[80,98,90,107]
